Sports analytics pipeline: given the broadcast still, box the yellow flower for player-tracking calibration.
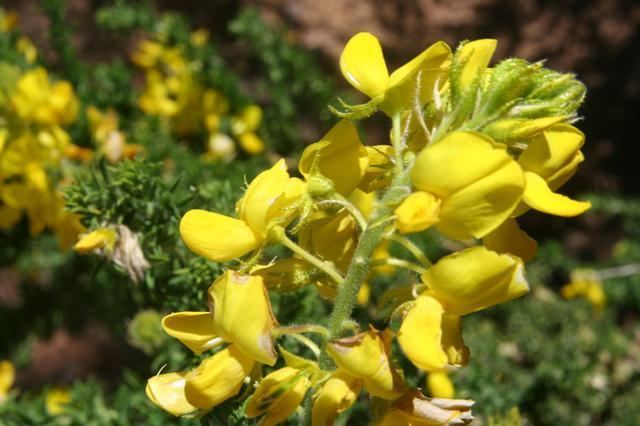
[398,247,528,371]
[299,119,369,196]
[180,159,304,261]
[340,32,451,115]
[326,328,404,400]
[483,218,538,262]
[146,372,198,417]
[208,271,278,365]
[516,124,591,217]
[398,294,468,372]
[0,360,15,404]
[394,191,441,234]
[231,105,265,155]
[411,131,525,240]
[377,390,474,425]
[16,36,38,64]
[0,9,19,32]
[45,387,71,415]
[11,68,78,126]
[311,371,361,426]
[183,344,255,410]
[190,29,210,47]
[161,311,220,355]
[131,39,165,69]
[245,367,311,426]
[561,269,606,313]
[73,228,117,254]
[427,371,455,399]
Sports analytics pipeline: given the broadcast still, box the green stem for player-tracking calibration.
[371,258,428,275]
[385,234,432,267]
[323,114,410,360]
[273,227,344,285]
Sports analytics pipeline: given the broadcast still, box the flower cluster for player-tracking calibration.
[0,14,87,248]
[147,33,588,424]
[132,30,265,161]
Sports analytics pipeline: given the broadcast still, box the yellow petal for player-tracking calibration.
[441,315,469,366]
[184,344,254,409]
[483,218,537,262]
[456,39,497,93]
[208,271,278,365]
[394,191,441,234]
[482,116,567,142]
[179,209,261,261]
[73,228,117,254]
[236,159,301,237]
[298,210,358,272]
[422,246,529,316]
[245,367,310,426]
[340,32,389,99]
[385,41,451,113]
[299,119,369,196]
[238,132,265,155]
[0,360,15,395]
[327,328,403,400]
[518,124,584,181]
[522,171,591,217]
[412,132,524,239]
[427,371,455,399]
[146,372,199,416]
[45,387,71,415]
[358,145,394,192]
[311,371,362,426]
[398,295,449,372]
[161,312,220,354]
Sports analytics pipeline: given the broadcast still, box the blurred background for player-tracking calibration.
[1,0,639,425]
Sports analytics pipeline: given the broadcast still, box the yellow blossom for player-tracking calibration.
[561,269,606,313]
[73,228,117,254]
[411,131,525,240]
[245,367,311,426]
[516,124,590,217]
[311,371,361,426]
[327,328,404,400]
[180,159,304,261]
[299,119,369,196]
[340,32,451,115]
[11,68,78,126]
[394,191,441,234]
[0,361,15,404]
[231,105,265,155]
[183,344,254,410]
[146,372,198,417]
[427,371,455,399]
[45,387,71,415]
[208,271,278,365]
[161,311,220,355]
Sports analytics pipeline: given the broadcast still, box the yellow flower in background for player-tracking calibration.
[180,159,304,261]
[340,32,451,115]
[208,271,278,365]
[87,106,141,163]
[561,269,606,313]
[231,105,265,155]
[45,387,71,415]
[0,9,19,32]
[327,328,404,400]
[146,372,198,417]
[427,371,455,399]
[0,360,15,404]
[516,124,591,217]
[184,344,254,410]
[311,371,361,426]
[299,119,369,196]
[411,131,525,240]
[16,36,37,64]
[73,228,118,254]
[245,367,311,426]
[11,67,78,126]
